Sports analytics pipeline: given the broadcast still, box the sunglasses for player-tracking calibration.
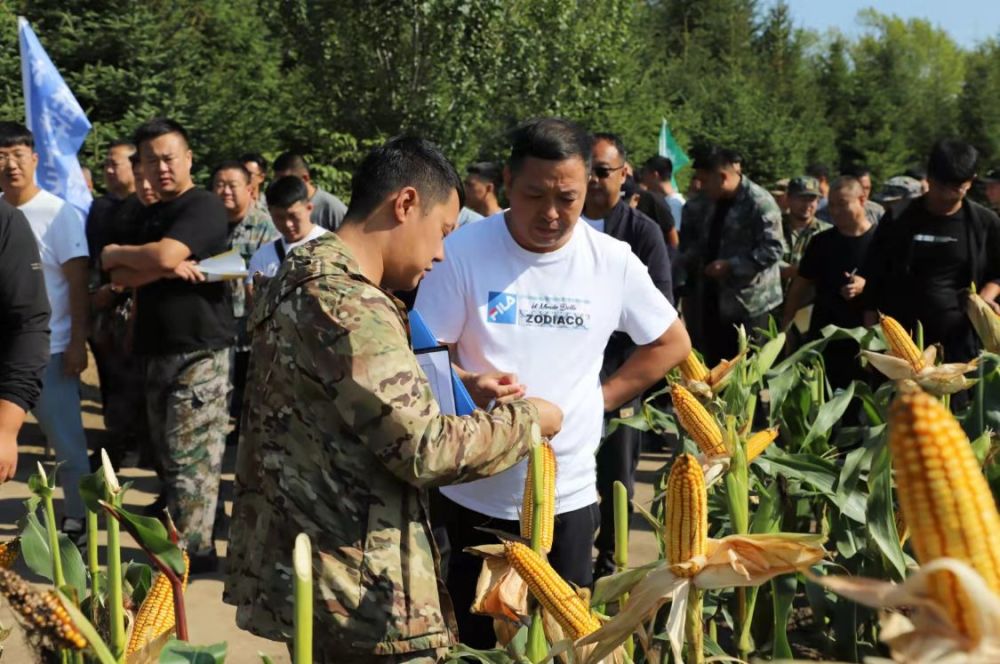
[593,164,625,179]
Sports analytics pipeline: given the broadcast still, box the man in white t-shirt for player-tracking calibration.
[0,122,91,541]
[246,176,328,297]
[415,117,691,648]
[642,155,686,240]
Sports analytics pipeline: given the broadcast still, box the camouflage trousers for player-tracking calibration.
[144,348,231,554]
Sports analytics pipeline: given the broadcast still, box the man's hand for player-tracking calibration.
[63,339,88,376]
[0,434,16,483]
[704,259,731,281]
[91,283,118,311]
[463,371,526,409]
[526,397,563,439]
[780,264,798,281]
[840,273,866,300]
[171,261,206,283]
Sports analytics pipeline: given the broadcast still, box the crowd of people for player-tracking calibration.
[1,112,1000,661]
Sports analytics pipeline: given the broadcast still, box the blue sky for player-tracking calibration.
[781,0,1000,47]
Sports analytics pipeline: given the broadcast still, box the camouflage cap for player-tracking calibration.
[769,178,790,195]
[874,176,923,203]
[979,167,1000,184]
[787,176,821,198]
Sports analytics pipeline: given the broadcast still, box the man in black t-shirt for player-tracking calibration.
[783,177,874,389]
[101,118,234,573]
[861,139,1000,364]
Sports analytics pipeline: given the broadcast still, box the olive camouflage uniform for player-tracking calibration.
[680,175,786,324]
[223,233,540,661]
[781,214,831,285]
[144,347,230,553]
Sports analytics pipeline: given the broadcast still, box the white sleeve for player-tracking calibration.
[53,204,89,264]
[618,249,678,344]
[414,240,467,344]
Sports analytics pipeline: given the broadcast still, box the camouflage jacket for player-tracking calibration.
[782,215,831,269]
[227,206,279,322]
[681,176,785,322]
[223,233,539,657]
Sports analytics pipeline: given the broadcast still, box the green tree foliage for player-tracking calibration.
[2,1,999,195]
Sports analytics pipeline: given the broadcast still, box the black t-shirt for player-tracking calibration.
[798,226,876,334]
[134,188,235,355]
[905,205,970,344]
[705,198,734,264]
[86,194,127,266]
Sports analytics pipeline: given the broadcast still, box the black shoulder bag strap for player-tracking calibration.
[274,240,287,263]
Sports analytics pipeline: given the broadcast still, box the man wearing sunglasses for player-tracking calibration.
[862,139,1000,363]
[581,132,674,580]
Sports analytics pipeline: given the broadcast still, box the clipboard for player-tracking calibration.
[415,345,458,415]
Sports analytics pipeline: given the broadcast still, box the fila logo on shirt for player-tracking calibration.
[486,291,590,330]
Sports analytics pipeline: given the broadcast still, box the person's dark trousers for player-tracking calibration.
[441,495,599,649]
[593,397,642,580]
[228,347,251,444]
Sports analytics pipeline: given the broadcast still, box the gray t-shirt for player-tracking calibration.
[310,187,348,230]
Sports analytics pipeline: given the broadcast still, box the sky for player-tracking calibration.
[782,0,1000,47]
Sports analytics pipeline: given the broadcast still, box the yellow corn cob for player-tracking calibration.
[889,388,1000,643]
[0,568,87,650]
[503,540,600,639]
[664,453,708,577]
[671,384,726,457]
[746,428,779,461]
[0,537,20,569]
[520,442,556,554]
[880,314,924,370]
[679,352,710,383]
[126,551,190,655]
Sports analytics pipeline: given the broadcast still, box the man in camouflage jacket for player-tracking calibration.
[679,146,785,363]
[224,136,562,662]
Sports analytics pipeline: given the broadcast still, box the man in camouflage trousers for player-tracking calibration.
[679,145,785,364]
[213,161,278,445]
[101,118,235,572]
[224,137,563,662]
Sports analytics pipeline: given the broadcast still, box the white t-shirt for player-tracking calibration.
[415,213,677,519]
[13,189,88,354]
[246,226,328,283]
[666,192,686,231]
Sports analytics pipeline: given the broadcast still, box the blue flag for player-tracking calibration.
[18,17,93,217]
[658,118,690,191]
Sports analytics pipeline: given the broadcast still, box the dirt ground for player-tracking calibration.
[0,359,665,662]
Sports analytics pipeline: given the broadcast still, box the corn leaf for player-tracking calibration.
[866,439,907,580]
[157,640,228,664]
[19,504,87,595]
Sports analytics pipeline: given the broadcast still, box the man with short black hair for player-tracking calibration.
[101,117,234,572]
[806,162,831,207]
[225,135,563,661]
[0,121,91,540]
[214,160,278,446]
[583,132,675,580]
[784,177,874,389]
[273,152,347,230]
[240,152,269,209]
[416,118,690,647]
[641,155,687,234]
[843,164,886,225]
[781,176,830,284]
[862,139,1000,362]
[680,145,784,364]
[464,162,503,217]
[87,140,136,262]
[246,175,327,286]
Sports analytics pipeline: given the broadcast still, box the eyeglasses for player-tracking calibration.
[592,164,625,179]
[0,151,33,167]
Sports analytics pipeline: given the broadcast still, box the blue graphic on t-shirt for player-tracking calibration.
[487,291,518,324]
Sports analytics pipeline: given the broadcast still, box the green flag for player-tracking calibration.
[657,119,690,189]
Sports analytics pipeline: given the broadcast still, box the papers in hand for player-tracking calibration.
[415,346,458,415]
[197,249,248,282]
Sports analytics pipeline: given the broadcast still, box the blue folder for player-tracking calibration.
[409,309,477,415]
